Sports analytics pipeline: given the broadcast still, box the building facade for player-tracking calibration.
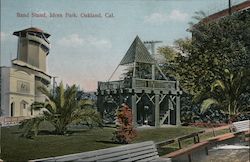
[0,27,51,117]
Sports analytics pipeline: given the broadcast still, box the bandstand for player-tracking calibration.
[97,36,182,127]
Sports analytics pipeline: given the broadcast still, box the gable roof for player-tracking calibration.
[119,36,155,65]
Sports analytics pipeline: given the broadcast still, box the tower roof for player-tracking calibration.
[119,36,155,65]
[13,27,50,38]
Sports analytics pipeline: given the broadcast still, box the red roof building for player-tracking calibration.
[202,1,250,23]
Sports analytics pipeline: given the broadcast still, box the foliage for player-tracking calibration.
[180,93,200,124]
[201,68,250,120]
[19,117,45,138]
[112,103,136,144]
[102,95,120,124]
[159,10,250,95]
[158,9,250,121]
[20,82,102,137]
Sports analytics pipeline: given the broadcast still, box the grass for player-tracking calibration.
[0,123,230,162]
[134,127,202,143]
[1,126,117,162]
[1,123,204,162]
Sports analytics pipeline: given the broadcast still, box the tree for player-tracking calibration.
[20,82,102,137]
[201,68,250,120]
[158,9,250,122]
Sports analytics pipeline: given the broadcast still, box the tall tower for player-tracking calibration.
[13,27,50,72]
[0,27,52,118]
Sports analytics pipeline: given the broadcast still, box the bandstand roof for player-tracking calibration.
[119,36,155,65]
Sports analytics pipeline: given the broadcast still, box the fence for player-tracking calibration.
[0,116,30,126]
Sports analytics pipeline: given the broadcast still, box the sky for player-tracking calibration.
[0,0,246,91]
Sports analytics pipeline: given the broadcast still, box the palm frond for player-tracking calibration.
[19,116,45,137]
[211,79,225,92]
[38,86,53,99]
[192,10,206,21]
[44,100,57,113]
[57,82,65,109]
[193,89,210,103]
[201,98,219,113]
[71,108,102,127]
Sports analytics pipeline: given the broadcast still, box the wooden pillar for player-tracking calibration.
[168,97,172,125]
[167,110,171,125]
[155,94,160,127]
[152,64,155,80]
[176,95,181,126]
[97,94,104,117]
[131,94,137,127]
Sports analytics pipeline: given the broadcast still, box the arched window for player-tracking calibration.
[11,102,15,117]
[20,100,28,116]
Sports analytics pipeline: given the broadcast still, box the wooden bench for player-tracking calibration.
[29,141,171,162]
[177,130,205,149]
[155,139,175,149]
[162,140,212,162]
[231,120,250,142]
[232,120,250,133]
[208,132,236,143]
[163,132,245,162]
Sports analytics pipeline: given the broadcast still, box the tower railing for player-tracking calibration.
[26,32,50,49]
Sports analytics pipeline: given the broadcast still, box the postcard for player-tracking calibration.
[0,0,249,161]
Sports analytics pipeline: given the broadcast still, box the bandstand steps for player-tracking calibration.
[160,110,169,125]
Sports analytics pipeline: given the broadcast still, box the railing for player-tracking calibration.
[98,78,177,91]
[134,78,176,90]
[26,33,50,49]
[98,80,125,91]
[0,116,31,126]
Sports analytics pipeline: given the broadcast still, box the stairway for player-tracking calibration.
[160,110,169,125]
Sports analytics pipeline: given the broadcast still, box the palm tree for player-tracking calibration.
[201,68,250,121]
[20,82,102,137]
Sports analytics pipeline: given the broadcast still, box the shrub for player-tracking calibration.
[112,103,136,144]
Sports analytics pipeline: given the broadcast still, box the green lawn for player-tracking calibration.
[1,124,228,162]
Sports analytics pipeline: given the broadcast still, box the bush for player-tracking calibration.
[112,103,136,144]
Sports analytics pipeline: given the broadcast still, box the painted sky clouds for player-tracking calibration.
[144,9,189,25]
[0,0,246,91]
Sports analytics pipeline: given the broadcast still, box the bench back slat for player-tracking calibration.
[137,156,170,162]
[94,149,158,162]
[52,150,101,161]
[76,145,155,162]
[88,145,156,162]
[232,120,250,132]
[30,141,161,162]
[120,152,159,162]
